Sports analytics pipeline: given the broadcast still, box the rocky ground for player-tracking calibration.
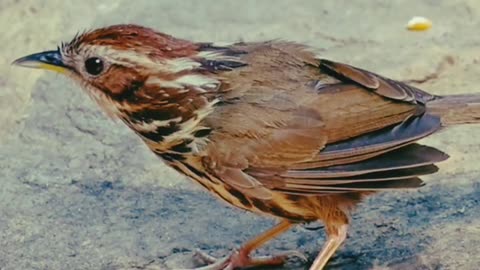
[1,0,479,269]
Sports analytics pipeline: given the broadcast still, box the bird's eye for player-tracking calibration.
[84,57,104,75]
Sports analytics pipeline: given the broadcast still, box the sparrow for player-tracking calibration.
[12,24,480,270]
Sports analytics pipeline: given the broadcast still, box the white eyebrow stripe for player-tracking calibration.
[68,44,245,76]
[74,45,202,73]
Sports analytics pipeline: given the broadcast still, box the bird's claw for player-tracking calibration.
[187,248,307,270]
[193,249,224,265]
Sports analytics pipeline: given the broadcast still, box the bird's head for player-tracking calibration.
[12,24,246,119]
[13,24,248,151]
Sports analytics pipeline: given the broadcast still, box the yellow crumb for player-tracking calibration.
[407,16,432,31]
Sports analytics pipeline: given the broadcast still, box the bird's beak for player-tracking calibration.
[12,50,69,74]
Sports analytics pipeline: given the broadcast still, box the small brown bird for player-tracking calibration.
[13,24,480,269]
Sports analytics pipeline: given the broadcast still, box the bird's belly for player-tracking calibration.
[165,158,360,222]
[201,180,320,221]
[187,171,322,221]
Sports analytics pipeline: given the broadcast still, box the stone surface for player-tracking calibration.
[1,0,480,269]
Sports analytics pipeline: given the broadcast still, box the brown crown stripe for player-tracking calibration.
[71,25,197,58]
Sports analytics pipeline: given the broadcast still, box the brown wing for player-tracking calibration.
[202,44,445,197]
[249,143,448,195]
[319,59,437,104]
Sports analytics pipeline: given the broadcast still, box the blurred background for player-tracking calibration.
[1,0,479,269]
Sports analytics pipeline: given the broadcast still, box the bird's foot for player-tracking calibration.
[188,248,307,270]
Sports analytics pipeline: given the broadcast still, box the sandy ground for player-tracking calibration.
[1,0,480,269]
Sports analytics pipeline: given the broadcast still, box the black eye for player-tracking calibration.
[84,57,104,75]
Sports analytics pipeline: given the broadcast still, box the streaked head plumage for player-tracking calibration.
[13,24,248,153]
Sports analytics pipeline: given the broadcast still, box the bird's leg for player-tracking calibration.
[309,223,348,270]
[190,219,307,270]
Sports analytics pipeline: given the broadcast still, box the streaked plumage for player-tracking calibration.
[13,24,480,270]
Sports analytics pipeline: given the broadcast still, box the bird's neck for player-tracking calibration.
[107,74,220,160]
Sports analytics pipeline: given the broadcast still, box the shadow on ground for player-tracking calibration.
[2,1,480,270]
[8,174,476,270]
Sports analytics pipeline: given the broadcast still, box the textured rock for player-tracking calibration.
[1,1,480,269]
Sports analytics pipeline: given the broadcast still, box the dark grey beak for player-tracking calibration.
[12,50,69,73]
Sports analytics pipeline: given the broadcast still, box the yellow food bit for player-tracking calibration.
[406,16,432,31]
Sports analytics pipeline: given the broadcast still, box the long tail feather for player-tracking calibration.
[427,94,480,125]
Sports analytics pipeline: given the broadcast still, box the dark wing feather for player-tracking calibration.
[282,144,449,179]
[291,113,441,169]
[319,59,437,104]
[278,178,425,192]
[251,144,446,195]
[281,165,439,186]
[251,59,447,195]
[206,47,447,196]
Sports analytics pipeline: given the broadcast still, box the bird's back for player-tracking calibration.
[141,41,448,220]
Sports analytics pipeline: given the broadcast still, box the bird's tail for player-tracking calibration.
[427,94,480,126]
